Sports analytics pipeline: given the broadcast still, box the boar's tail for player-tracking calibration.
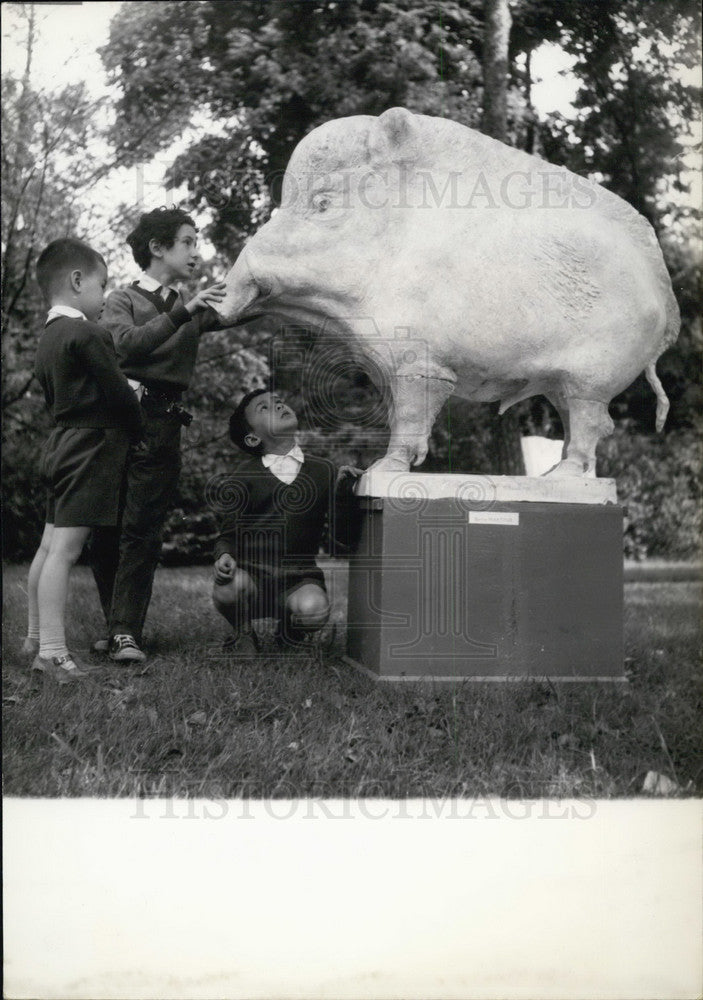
[643,278,678,432]
[645,362,670,433]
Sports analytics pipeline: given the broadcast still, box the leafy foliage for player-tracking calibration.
[534,0,701,221]
[102,0,485,254]
[597,422,702,560]
[1,73,107,411]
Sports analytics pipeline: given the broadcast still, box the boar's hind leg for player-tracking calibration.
[373,374,455,473]
[544,396,613,478]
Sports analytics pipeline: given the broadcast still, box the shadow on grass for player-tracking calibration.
[3,563,702,798]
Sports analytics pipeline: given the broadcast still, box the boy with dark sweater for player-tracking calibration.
[90,208,227,662]
[212,389,361,656]
[26,238,143,682]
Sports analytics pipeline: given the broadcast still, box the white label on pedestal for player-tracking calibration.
[469,511,519,526]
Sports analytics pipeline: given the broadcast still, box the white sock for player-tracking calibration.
[39,628,70,660]
[38,555,71,660]
[27,537,49,641]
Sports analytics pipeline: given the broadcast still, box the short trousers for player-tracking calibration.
[42,426,130,527]
[239,561,327,619]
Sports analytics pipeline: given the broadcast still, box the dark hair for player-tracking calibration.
[229,388,269,454]
[126,207,197,270]
[36,238,106,301]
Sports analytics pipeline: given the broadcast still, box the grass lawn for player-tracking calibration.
[3,560,701,798]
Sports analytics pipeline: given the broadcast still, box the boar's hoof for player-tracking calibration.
[543,457,596,478]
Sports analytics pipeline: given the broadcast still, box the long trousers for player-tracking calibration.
[90,403,182,643]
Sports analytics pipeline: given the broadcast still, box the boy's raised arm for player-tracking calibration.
[77,324,144,440]
[102,287,191,360]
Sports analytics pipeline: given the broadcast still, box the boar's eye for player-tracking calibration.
[312,193,332,213]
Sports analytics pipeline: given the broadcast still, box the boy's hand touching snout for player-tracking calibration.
[336,465,365,486]
[185,281,227,315]
[214,553,236,585]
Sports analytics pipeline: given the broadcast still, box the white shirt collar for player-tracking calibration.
[262,444,305,467]
[138,272,177,296]
[261,445,305,483]
[47,305,86,322]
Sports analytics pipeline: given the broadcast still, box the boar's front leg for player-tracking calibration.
[370,371,456,473]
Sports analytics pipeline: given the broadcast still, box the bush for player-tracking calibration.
[597,422,702,560]
[1,408,50,561]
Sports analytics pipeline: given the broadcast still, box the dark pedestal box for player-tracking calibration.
[344,474,624,682]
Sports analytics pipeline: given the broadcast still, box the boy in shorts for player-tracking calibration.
[25,238,144,682]
[212,389,361,656]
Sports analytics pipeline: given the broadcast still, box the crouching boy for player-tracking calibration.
[212,389,360,656]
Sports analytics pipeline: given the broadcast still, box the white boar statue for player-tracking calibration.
[216,107,679,477]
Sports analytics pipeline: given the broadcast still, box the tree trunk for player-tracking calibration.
[482,0,526,476]
[482,0,512,142]
[524,46,535,154]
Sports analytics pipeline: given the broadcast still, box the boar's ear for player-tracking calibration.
[368,107,420,166]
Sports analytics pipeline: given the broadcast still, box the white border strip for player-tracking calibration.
[356,472,618,505]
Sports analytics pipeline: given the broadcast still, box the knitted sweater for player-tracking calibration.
[102,283,221,391]
[34,315,143,438]
[213,455,359,567]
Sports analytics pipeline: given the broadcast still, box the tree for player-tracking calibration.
[531,0,701,223]
[101,0,485,256]
[481,0,526,475]
[1,4,134,416]
[531,0,702,433]
[482,0,512,139]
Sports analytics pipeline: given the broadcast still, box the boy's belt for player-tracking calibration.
[138,383,193,426]
[140,382,183,403]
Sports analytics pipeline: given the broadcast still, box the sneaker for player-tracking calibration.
[109,634,146,663]
[22,636,40,657]
[222,631,259,658]
[91,637,110,654]
[31,652,96,684]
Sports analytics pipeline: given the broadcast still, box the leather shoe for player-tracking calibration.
[31,652,96,684]
[222,631,259,658]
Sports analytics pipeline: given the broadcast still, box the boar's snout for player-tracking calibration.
[215,250,262,324]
